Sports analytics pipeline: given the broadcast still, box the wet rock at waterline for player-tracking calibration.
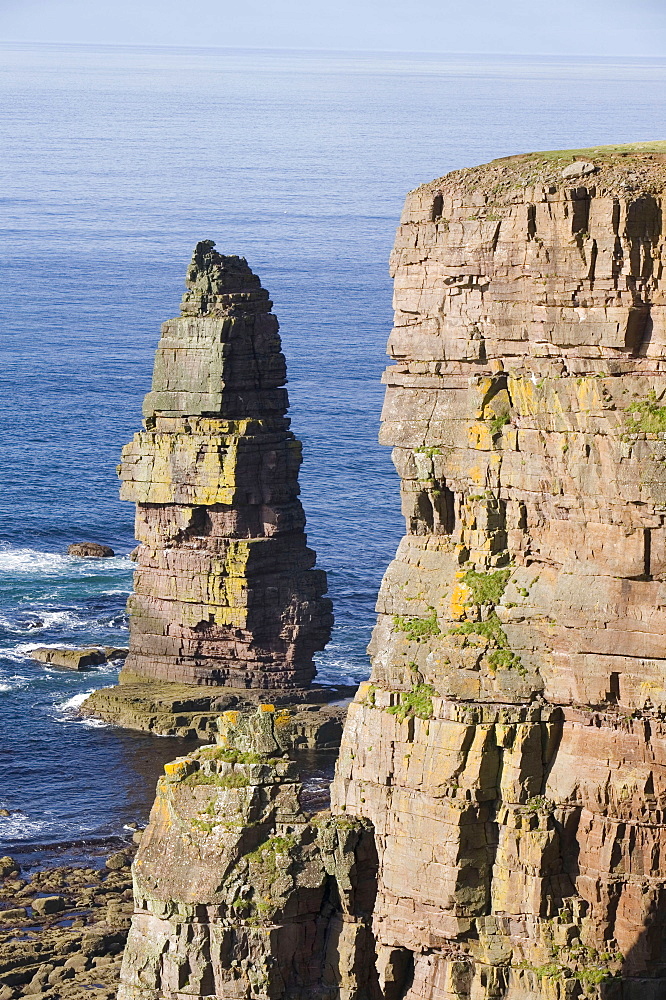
[67,542,115,558]
[29,647,129,671]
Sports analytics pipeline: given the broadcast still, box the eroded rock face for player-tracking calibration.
[330,144,666,998]
[118,145,666,1000]
[119,241,332,688]
[118,707,378,1000]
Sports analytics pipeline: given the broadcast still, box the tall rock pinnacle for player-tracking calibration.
[118,241,332,688]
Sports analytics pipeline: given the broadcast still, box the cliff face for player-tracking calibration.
[119,144,666,1000]
[118,708,378,1000]
[332,143,666,998]
[119,242,332,689]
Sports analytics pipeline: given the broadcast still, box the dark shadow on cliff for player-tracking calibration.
[600,891,666,1000]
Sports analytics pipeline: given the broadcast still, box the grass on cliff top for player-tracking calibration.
[494,140,666,164]
[422,139,666,198]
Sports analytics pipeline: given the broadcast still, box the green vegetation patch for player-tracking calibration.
[626,391,666,434]
[530,963,562,981]
[245,834,296,874]
[182,771,250,788]
[449,613,526,676]
[190,818,215,833]
[487,648,524,672]
[488,411,511,436]
[413,445,441,457]
[575,968,616,986]
[448,614,505,645]
[522,141,666,161]
[524,795,553,814]
[462,567,511,605]
[387,683,435,722]
[392,607,441,642]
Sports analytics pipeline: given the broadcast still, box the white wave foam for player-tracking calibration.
[0,610,87,634]
[41,610,84,628]
[0,544,132,578]
[0,812,56,842]
[7,641,121,660]
[315,655,368,688]
[0,673,29,693]
[78,716,109,728]
[60,691,94,711]
[9,641,72,660]
[53,689,111,728]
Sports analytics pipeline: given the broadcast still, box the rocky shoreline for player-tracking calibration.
[0,727,342,1000]
[0,846,137,1000]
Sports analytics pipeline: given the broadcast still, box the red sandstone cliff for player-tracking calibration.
[119,143,666,1000]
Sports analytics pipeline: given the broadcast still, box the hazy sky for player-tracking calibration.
[1,0,666,56]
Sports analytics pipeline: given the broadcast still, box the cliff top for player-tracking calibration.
[419,140,666,201]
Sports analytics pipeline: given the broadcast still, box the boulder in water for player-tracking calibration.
[67,542,115,558]
[30,647,106,670]
[30,646,129,670]
[0,857,20,879]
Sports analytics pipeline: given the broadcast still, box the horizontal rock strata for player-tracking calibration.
[329,142,666,999]
[117,707,377,1000]
[117,144,666,1000]
[118,241,332,689]
[82,679,352,743]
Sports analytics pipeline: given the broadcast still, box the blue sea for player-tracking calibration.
[1,42,665,866]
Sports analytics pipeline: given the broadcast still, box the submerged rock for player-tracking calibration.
[67,542,115,557]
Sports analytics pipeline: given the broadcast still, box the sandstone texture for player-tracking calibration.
[117,707,377,1000]
[117,143,666,1000]
[115,241,332,689]
[328,142,666,999]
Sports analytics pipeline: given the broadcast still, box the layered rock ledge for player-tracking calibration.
[117,707,377,1000]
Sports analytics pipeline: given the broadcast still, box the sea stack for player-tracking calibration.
[118,241,332,689]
